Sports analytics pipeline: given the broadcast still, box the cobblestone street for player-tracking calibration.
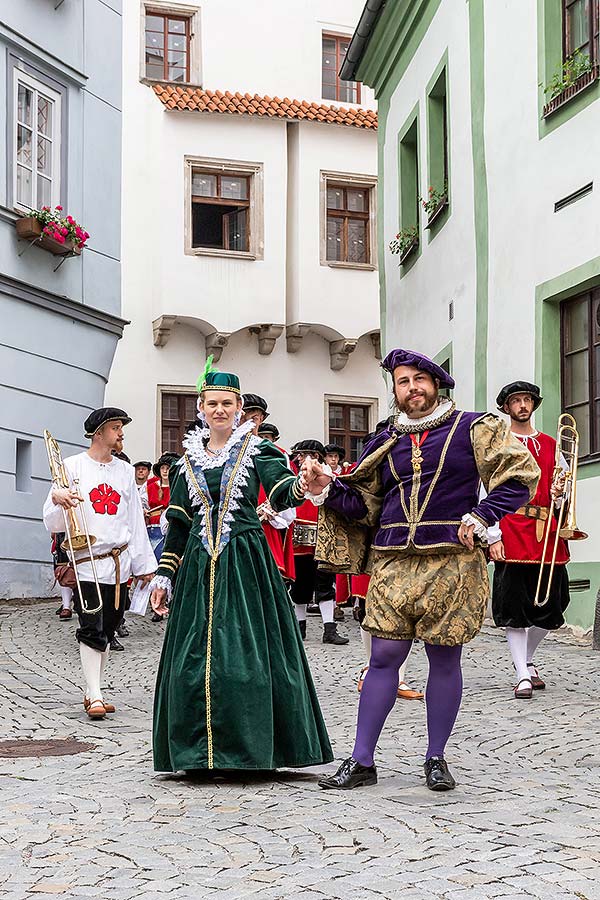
[1,600,600,900]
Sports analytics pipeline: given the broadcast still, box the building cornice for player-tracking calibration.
[0,274,128,338]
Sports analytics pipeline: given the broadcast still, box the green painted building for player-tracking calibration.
[344,0,600,628]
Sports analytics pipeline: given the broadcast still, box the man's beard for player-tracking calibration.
[397,389,439,417]
[510,410,532,424]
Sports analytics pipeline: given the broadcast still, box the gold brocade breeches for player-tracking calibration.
[362,548,489,646]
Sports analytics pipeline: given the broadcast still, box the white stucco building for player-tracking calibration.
[344,0,600,628]
[107,0,386,465]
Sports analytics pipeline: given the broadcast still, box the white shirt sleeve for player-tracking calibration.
[42,457,76,534]
[269,507,297,530]
[127,469,157,576]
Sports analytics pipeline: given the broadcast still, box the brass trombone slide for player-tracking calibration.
[44,430,103,614]
[533,414,587,607]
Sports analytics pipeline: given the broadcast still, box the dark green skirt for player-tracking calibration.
[153,527,333,771]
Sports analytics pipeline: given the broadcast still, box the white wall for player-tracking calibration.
[382,0,477,406]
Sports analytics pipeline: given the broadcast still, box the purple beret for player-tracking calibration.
[381,348,455,389]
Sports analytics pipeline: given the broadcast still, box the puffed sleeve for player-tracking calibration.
[253,440,306,511]
[152,460,194,592]
[470,414,540,527]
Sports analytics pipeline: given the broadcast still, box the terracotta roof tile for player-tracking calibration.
[152,83,377,130]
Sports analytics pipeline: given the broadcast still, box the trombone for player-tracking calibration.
[44,430,103,614]
[533,414,587,607]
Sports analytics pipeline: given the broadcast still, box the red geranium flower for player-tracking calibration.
[89,483,121,515]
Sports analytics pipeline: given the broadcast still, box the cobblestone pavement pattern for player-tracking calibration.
[1,600,600,900]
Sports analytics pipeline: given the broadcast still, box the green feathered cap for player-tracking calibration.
[196,355,241,394]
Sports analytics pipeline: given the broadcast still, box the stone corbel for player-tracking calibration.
[370,331,382,360]
[152,315,177,348]
[286,323,312,353]
[205,331,231,363]
[330,338,357,371]
[249,324,284,355]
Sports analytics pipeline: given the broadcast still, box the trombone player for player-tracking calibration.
[43,408,156,720]
[490,382,579,699]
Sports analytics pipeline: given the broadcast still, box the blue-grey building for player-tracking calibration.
[0,1,125,598]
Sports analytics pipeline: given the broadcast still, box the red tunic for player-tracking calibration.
[499,431,569,565]
[146,476,170,525]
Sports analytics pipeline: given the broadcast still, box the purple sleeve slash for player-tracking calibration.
[324,478,369,520]
[472,478,530,526]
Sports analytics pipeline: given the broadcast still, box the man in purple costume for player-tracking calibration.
[303,349,540,791]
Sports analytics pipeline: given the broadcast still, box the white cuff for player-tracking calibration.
[149,574,172,603]
[461,513,488,540]
[306,482,331,507]
[486,523,502,545]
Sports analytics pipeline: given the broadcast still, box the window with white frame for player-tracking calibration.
[185,156,264,259]
[14,70,61,212]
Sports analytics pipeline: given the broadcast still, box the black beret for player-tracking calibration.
[133,461,152,469]
[84,407,131,438]
[290,439,326,459]
[153,452,180,479]
[496,381,543,412]
[323,443,346,460]
[258,422,280,440]
[242,393,269,417]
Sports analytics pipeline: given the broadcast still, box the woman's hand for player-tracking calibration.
[150,588,168,617]
[302,458,333,494]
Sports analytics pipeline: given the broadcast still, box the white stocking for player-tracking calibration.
[527,626,548,668]
[294,604,307,622]
[506,627,530,684]
[100,647,110,682]
[60,586,73,609]
[80,643,102,703]
[319,599,334,624]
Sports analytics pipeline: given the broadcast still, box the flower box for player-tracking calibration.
[16,216,81,256]
[399,238,419,265]
[426,195,449,229]
[543,64,599,117]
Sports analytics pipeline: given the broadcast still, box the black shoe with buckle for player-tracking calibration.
[110,637,125,651]
[424,756,456,791]
[319,756,377,790]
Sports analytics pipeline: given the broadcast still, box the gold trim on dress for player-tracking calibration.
[379,520,462,529]
[268,473,297,503]
[168,504,193,521]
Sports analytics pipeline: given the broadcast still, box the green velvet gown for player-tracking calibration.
[152,426,333,772]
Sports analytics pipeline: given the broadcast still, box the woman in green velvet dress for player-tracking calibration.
[149,370,333,773]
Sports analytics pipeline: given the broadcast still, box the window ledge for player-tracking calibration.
[425,197,449,229]
[141,77,201,90]
[399,239,419,265]
[185,246,258,261]
[324,260,376,271]
[543,65,600,117]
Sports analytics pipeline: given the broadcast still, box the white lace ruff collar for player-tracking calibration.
[182,419,256,469]
[394,398,455,434]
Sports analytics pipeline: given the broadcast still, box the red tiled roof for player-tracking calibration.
[152,84,377,130]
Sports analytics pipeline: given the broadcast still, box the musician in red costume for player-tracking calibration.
[290,440,348,645]
[490,381,571,699]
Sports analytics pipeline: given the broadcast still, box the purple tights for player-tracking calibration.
[352,637,463,766]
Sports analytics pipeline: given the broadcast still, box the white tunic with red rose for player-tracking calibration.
[43,452,156,584]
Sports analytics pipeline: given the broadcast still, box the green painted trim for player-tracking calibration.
[425,49,451,242]
[468,0,489,410]
[397,102,422,277]
[537,0,600,139]
[534,255,600,480]
[564,561,600,629]
[433,341,453,397]
[377,96,391,357]
[357,0,444,98]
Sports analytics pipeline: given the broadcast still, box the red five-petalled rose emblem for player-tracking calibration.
[89,483,121,515]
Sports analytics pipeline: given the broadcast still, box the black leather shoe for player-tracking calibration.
[109,637,125,651]
[322,622,349,645]
[319,757,377,790]
[424,756,456,791]
[116,620,129,637]
[151,612,164,623]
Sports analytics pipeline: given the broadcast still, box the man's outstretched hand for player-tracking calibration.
[301,457,333,494]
